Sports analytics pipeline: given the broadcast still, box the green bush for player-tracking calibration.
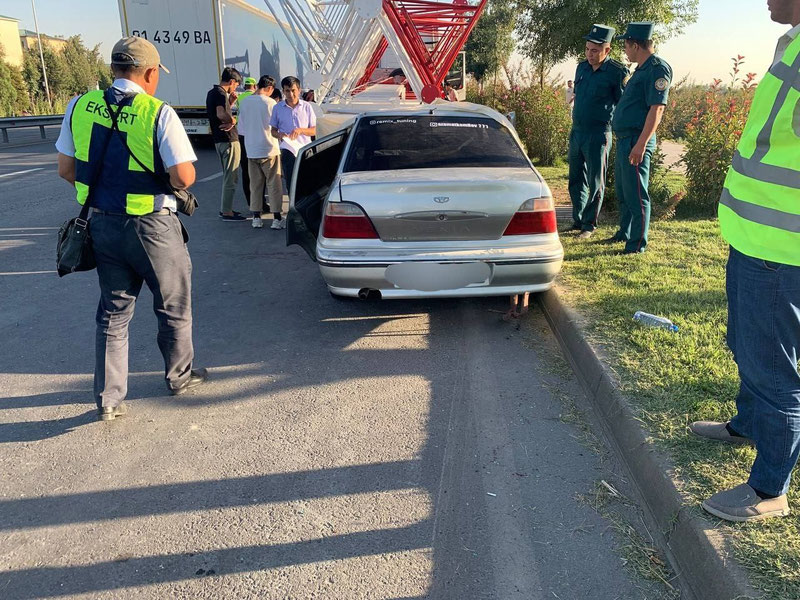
[466,79,571,166]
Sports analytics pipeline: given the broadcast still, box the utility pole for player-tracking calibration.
[30,0,52,111]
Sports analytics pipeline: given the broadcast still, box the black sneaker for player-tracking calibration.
[220,213,247,222]
[170,368,209,396]
[98,402,128,421]
[218,210,243,218]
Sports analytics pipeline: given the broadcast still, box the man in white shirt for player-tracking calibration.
[238,75,284,229]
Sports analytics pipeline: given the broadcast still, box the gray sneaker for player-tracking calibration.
[689,421,754,446]
[702,483,789,522]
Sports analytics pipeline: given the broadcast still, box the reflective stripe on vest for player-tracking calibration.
[720,33,800,266]
[71,89,165,215]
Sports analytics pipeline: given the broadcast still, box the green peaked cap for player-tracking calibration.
[584,24,615,44]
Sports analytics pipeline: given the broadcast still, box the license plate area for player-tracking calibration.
[385,262,491,291]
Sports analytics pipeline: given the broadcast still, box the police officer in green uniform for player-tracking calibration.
[567,24,628,239]
[237,77,258,208]
[610,22,672,254]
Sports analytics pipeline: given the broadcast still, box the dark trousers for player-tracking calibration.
[613,134,655,253]
[726,247,800,496]
[90,211,194,408]
[280,148,296,196]
[567,129,612,232]
[239,135,251,207]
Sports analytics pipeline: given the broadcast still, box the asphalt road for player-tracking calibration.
[0,139,667,599]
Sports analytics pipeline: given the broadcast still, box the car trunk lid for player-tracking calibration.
[337,168,546,242]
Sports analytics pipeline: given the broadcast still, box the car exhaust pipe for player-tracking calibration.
[358,288,382,300]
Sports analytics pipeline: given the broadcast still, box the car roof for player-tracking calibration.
[324,98,508,123]
[317,99,520,142]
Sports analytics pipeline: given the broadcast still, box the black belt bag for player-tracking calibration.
[56,96,121,277]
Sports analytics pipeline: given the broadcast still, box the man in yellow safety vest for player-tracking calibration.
[56,36,208,421]
[690,0,800,522]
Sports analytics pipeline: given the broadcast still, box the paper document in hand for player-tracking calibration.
[280,137,303,156]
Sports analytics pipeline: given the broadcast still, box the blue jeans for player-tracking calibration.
[727,247,800,496]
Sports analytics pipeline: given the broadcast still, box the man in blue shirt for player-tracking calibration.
[269,76,317,198]
[610,22,672,254]
[567,24,628,238]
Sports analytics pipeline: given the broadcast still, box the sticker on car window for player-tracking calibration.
[429,122,489,129]
[369,118,417,125]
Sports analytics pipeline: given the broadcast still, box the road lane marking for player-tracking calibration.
[0,227,58,231]
[0,270,57,275]
[0,168,45,179]
[198,171,222,182]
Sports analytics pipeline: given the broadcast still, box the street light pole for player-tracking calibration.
[30,0,52,111]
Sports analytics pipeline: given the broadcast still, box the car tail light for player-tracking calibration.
[503,197,557,235]
[322,202,378,239]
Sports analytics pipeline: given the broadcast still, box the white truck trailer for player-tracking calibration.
[117,0,303,135]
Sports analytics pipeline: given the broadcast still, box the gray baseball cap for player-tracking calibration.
[111,36,170,73]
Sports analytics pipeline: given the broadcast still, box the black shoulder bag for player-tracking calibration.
[103,94,198,217]
[56,97,119,277]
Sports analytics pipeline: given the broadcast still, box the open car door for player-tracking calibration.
[286,128,351,261]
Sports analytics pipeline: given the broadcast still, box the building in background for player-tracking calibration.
[19,28,68,53]
[0,15,24,68]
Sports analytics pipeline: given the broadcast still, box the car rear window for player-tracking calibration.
[343,115,530,172]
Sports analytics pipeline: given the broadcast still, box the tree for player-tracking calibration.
[0,43,25,116]
[517,0,699,85]
[62,36,95,94]
[21,36,111,113]
[465,0,517,86]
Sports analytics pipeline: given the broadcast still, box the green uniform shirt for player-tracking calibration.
[611,54,672,137]
[572,58,628,132]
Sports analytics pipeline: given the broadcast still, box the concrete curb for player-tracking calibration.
[538,286,759,600]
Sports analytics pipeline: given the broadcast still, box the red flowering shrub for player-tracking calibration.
[681,57,755,216]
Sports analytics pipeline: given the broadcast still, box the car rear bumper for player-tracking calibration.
[317,241,563,299]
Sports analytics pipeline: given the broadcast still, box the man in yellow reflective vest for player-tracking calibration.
[56,37,208,421]
[690,0,800,521]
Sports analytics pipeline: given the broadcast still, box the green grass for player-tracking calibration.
[557,220,800,598]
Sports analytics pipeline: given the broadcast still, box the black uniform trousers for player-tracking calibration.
[91,210,194,408]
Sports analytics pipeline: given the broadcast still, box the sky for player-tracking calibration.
[2,0,790,85]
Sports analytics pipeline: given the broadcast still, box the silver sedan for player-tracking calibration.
[286,104,563,299]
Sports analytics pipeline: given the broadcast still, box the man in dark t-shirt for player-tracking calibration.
[206,67,246,221]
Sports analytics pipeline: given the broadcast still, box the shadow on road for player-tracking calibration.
[0,294,502,598]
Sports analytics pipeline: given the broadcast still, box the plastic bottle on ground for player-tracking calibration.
[633,311,679,333]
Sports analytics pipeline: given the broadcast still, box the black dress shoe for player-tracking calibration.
[98,402,128,421]
[600,236,624,244]
[170,368,209,396]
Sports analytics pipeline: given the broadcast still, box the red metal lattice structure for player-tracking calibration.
[355,0,487,103]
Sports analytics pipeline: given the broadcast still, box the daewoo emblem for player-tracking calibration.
[434,196,450,203]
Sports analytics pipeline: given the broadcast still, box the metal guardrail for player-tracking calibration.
[0,115,64,143]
